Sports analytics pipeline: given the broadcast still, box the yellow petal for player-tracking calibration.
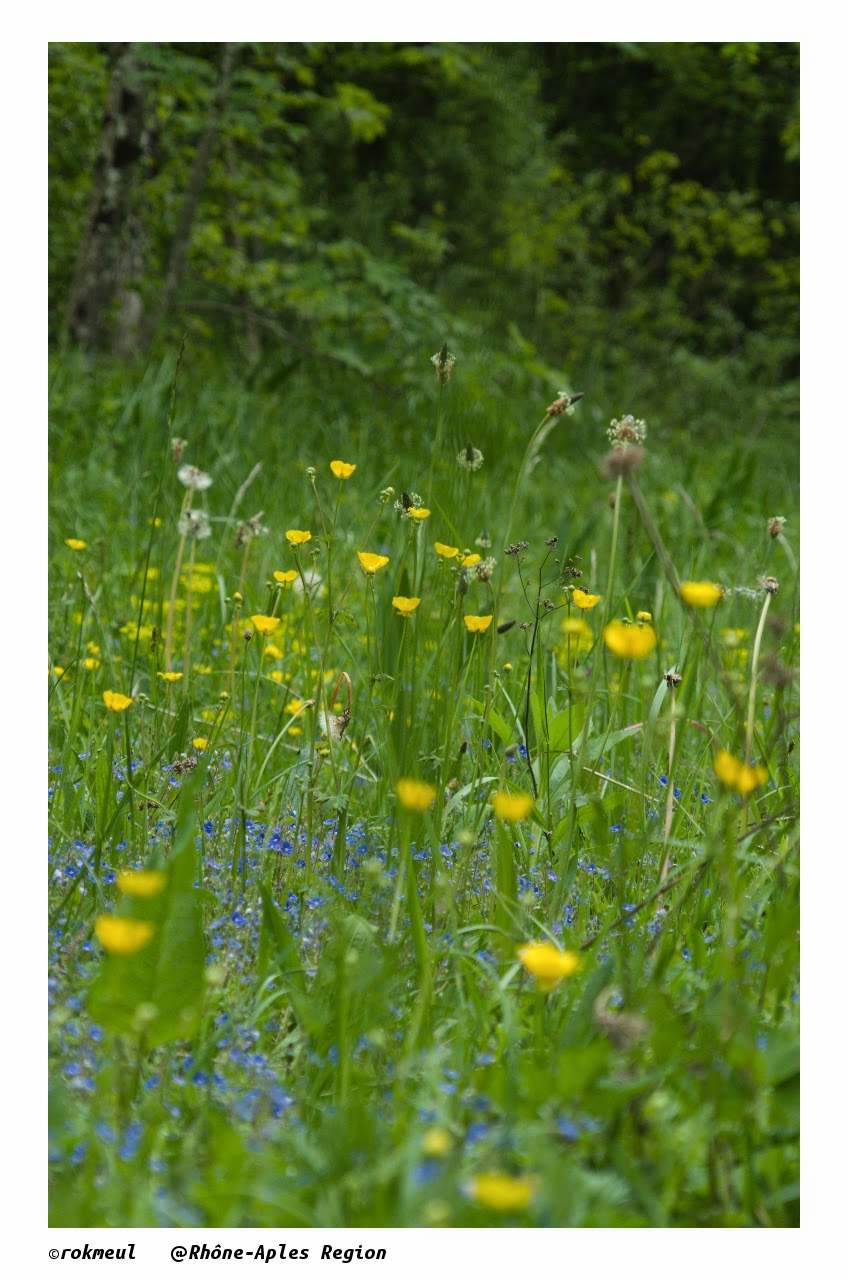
[517,941,580,991]
[358,551,390,575]
[603,621,657,659]
[679,581,723,608]
[392,596,421,614]
[330,460,356,479]
[103,691,133,712]
[469,1173,536,1212]
[117,870,167,898]
[395,778,437,811]
[713,749,767,794]
[572,588,600,609]
[250,615,281,636]
[94,916,155,955]
[491,790,534,821]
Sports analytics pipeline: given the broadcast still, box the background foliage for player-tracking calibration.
[49,41,798,423]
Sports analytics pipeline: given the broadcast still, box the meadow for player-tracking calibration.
[48,344,799,1228]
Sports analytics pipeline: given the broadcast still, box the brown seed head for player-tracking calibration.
[602,446,646,479]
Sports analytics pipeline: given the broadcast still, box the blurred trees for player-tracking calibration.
[49,42,798,385]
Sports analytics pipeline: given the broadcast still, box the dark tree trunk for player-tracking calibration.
[223,135,261,362]
[140,42,238,349]
[65,43,148,349]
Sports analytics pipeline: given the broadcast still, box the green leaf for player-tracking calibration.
[167,696,191,762]
[87,770,207,1047]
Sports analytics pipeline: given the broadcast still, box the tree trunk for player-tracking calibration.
[224,136,261,362]
[140,42,238,349]
[65,43,148,349]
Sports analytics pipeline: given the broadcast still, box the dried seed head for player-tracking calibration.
[761,652,795,688]
[593,985,650,1048]
[177,464,213,492]
[546,390,584,416]
[178,509,212,540]
[171,437,188,463]
[475,529,492,549]
[602,446,647,478]
[430,343,456,383]
[664,671,682,689]
[768,516,786,539]
[762,576,780,596]
[473,557,497,582]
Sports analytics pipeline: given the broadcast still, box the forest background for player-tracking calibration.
[48,40,798,501]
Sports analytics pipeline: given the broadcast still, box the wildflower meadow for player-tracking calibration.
[47,40,799,1235]
[48,346,799,1229]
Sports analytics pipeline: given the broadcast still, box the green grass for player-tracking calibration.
[48,348,799,1227]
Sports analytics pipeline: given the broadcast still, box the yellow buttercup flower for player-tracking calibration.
[94,917,155,955]
[330,460,356,479]
[422,1127,452,1158]
[434,542,459,559]
[286,529,311,545]
[562,616,591,637]
[407,507,430,520]
[679,581,723,608]
[469,1173,536,1213]
[274,570,298,586]
[358,551,390,576]
[157,671,183,683]
[286,698,308,714]
[713,749,768,794]
[392,596,421,616]
[250,615,280,636]
[637,611,652,622]
[572,588,600,610]
[464,614,493,634]
[103,691,133,712]
[460,553,481,568]
[65,538,87,551]
[264,643,283,660]
[491,790,534,821]
[192,737,209,751]
[517,940,580,992]
[395,778,437,811]
[603,621,657,659]
[84,658,101,671]
[117,870,167,898]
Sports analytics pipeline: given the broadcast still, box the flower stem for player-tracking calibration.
[165,486,193,670]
